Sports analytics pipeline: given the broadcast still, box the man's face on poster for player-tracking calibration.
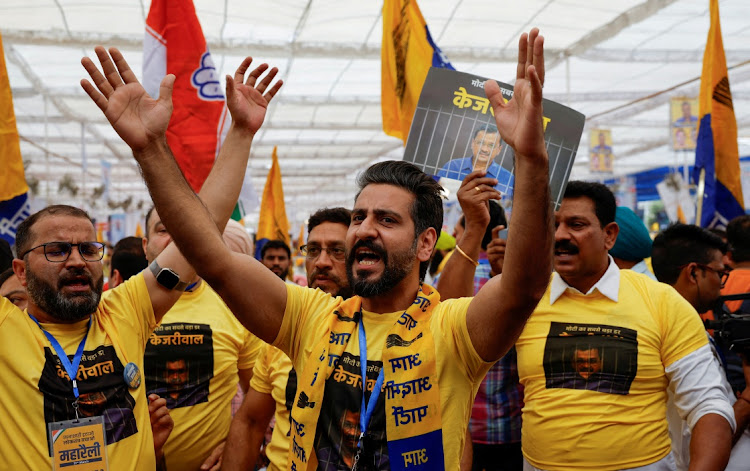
[675,129,687,148]
[471,131,502,170]
[573,348,602,379]
[598,133,606,147]
[682,101,692,118]
[165,359,188,391]
[341,409,360,453]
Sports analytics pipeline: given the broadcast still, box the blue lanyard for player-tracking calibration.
[358,317,385,447]
[29,314,92,399]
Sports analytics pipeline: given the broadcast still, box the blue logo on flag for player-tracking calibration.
[191,51,224,101]
[0,193,31,246]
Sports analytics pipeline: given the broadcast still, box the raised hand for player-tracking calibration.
[81,47,174,152]
[485,28,546,161]
[225,58,283,135]
[456,170,501,233]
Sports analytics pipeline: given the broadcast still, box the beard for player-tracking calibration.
[309,268,352,299]
[26,266,103,322]
[346,239,416,298]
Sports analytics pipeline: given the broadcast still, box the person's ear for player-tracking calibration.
[603,222,619,250]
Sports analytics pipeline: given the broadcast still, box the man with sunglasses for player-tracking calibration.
[651,223,750,471]
[0,49,282,470]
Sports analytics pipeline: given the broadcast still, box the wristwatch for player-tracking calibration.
[149,260,189,291]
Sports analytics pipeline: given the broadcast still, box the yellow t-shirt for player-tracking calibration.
[517,270,708,471]
[144,281,264,470]
[0,274,156,470]
[274,284,490,470]
[250,343,295,471]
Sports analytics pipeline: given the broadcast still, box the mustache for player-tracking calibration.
[347,239,387,264]
[58,268,93,289]
[554,240,579,255]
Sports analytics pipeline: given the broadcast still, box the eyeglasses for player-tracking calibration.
[300,244,346,261]
[21,242,105,263]
[694,263,731,287]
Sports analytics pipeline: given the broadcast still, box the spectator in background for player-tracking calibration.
[609,206,656,280]
[651,223,750,471]
[110,236,148,288]
[260,240,292,281]
[723,215,750,313]
[437,171,521,471]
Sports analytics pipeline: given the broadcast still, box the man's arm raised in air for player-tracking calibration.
[465,28,554,362]
[80,48,286,335]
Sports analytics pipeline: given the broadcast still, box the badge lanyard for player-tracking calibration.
[29,314,92,418]
[353,316,385,470]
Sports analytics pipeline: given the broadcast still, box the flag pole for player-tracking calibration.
[696,168,706,225]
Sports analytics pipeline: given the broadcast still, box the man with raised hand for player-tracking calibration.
[106,28,552,471]
[0,46,284,471]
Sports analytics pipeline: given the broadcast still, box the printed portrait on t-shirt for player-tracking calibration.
[543,322,638,395]
[313,352,389,471]
[38,345,138,452]
[144,323,214,409]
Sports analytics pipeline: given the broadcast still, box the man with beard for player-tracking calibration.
[516,181,735,470]
[222,207,352,471]
[142,207,264,470]
[0,49,281,470]
[261,240,292,281]
[651,223,750,471]
[88,28,553,471]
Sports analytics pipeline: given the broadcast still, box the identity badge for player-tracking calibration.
[48,416,109,470]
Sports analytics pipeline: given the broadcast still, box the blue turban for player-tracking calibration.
[610,207,652,262]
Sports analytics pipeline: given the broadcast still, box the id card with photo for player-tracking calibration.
[48,416,109,470]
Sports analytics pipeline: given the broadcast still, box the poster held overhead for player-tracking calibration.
[402,68,585,210]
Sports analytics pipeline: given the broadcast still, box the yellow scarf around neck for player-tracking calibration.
[288,284,444,470]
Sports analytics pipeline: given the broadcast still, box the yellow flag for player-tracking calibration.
[381,0,453,143]
[295,222,306,267]
[694,0,744,227]
[0,32,27,202]
[255,146,290,259]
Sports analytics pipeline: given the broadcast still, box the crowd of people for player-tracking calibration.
[1,27,749,471]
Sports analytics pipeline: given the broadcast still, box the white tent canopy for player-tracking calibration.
[3,0,750,229]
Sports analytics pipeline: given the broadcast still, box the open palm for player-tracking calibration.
[225,58,283,135]
[486,29,547,161]
[81,46,174,152]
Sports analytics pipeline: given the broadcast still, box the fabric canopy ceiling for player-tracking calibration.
[2,0,750,228]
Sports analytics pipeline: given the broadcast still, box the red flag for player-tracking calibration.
[144,0,230,192]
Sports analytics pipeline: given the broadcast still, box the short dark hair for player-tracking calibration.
[261,240,291,259]
[0,267,15,288]
[651,223,727,285]
[111,237,148,281]
[308,207,351,234]
[563,181,616,227]
[727,215,750,263]
[356,160,443,280]
[473,125,499,140]
[16,205,94,256]
[0,239,12,272]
